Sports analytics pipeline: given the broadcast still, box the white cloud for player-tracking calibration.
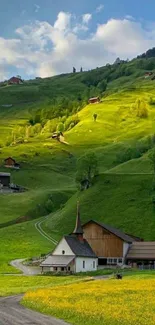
[82,13,92,24]
[96,4,104,13]
[34,4,40,13]
[0,14,155,80]
[125,15,134,20]
[54,11,71,31]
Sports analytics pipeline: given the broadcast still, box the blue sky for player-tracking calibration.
[0,0,155,80]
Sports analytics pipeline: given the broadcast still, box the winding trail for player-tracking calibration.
[10,259,41,275]
[0,295,70,325]
[35,216,58,245]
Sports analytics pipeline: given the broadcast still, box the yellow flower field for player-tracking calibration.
[23,279,155,325]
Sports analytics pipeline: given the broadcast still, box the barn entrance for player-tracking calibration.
[98,258,107,266]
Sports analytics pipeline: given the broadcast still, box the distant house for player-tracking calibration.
[0,172,11,187]
[4,157,20,169]
[89,97,100,104]
[145,72,153,78]
[8,77,23,85]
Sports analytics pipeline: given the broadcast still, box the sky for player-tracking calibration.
[1,0,155,81]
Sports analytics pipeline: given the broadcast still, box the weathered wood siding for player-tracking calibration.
[5,158,14,166]
[83,222,123,257]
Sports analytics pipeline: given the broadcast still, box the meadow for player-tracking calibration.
[0,275,86,296]
[23,278,155,325]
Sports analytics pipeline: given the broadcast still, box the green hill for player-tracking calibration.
[1,49,155,272]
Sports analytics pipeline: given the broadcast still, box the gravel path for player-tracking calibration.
[10,259,41,275]
[0,295,70,325]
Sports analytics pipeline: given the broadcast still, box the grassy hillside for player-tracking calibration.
[1,53,155,271]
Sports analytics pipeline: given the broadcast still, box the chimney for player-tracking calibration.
[73,201,84,241]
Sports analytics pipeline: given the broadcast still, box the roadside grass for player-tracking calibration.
[23,278,155,325]
[0,275,86,296]
[0,220,54,273]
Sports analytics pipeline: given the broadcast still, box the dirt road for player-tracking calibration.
[10,259,41,275]
[0,295,70,325]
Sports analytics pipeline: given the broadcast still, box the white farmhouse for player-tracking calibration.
[41,204,97,273]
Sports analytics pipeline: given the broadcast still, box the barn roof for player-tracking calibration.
[4,157,16,163]
[0,172,11,177]
[127,242,155,260]
[41,255,74,267]
[65,235,97,258]
[83,220,140,243]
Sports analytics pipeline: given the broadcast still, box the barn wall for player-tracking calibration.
[83,222,123,258]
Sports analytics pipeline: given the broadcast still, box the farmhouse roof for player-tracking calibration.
[0,172,11,177]
[127,242,155,260]
[73,201,84,235]
[64,235,97,258]
[41,255,74,267]
[89,97,100,100]
[83,220,140,243]
[4,157,16,163]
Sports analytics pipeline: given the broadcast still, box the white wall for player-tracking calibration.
[123,242,130,258]
[53,238,74,256]
[75,257,98,273]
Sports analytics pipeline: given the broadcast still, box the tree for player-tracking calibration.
[97,80,107,92]
[76,152,98,190]
[80,67,83,73]
[73,67,76,73]
[93,113,98,122]
[133,99,148,118]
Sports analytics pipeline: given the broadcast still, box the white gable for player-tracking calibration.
[53,237,75,256]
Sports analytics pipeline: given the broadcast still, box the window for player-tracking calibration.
[61,267,64,271]
[83,261,85,269]
[62,250,65,255]
[54,267,57,271]
[107,258,119,265]
[93,261,96,269]
[118,258,123,264]
[68,267,71,271]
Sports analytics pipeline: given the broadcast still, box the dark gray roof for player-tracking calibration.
[65,235,97,258]
[127,242,155,260]
[41,255,74,267]
[83,220,137,243]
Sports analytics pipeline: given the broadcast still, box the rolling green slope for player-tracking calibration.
[1,56,155,272]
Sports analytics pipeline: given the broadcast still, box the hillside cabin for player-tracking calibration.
[8,77,23,85]
[89,97,100,104]
[145,72,153,78]
[0,172,11,187]
[4,157,20,169]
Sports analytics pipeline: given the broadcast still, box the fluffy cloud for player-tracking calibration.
[0,13,155,80]
[54,11,71,31]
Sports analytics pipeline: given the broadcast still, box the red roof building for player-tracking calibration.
[8,77,23,85]
[89,97,100,104]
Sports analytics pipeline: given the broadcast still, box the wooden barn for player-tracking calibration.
[8,77,23,85]
[89,97,100,104]
[0,172,11,187]
[4,157,20,169]
[83,220,142,266]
